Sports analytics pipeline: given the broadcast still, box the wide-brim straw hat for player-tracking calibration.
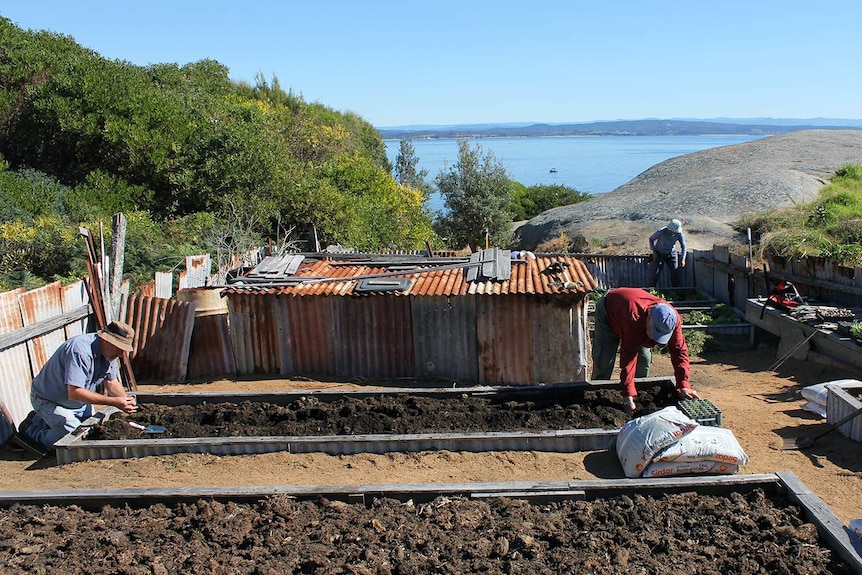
[97,321,135,352]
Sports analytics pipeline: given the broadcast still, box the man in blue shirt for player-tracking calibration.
[648,219,687,288]
[16,321,139,455]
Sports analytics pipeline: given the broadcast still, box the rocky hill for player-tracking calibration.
[513,129,862,253]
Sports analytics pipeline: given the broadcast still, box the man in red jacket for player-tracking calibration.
[591,287,700,413]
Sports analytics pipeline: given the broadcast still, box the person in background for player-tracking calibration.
[15,321,139,456]
[649,218,687,287]
[591,287,700,413]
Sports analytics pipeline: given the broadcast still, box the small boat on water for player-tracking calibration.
[549,168,558,173]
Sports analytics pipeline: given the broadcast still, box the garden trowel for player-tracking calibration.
[126,421,166,434]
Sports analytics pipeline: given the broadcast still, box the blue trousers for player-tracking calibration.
[25,392,93,449]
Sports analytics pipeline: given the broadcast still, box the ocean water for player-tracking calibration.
[384,135,763,213]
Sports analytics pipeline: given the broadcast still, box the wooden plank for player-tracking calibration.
[0,475,786,510]
[0,305,90,352]
[54,427,620,464]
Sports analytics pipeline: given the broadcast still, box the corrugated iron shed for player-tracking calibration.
[221,251,596,385]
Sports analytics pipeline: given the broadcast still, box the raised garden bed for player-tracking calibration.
[826,383,862,443]
[648,287,717,310]
[55,379,680,464]
[0,473,859,574]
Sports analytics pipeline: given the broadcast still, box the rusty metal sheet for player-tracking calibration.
[19,282,66,377]
[0,288,31,426]
[178,254,211,289]
[228,294,283,375]
[530,299,589,384]
[225,254,597,298]
[280,296,332,376]
[476,296,532,385]
[61,281,90,338]
[186,313,236,381]
[332,296,414,379]
[411,296,478,383]
[124,295,195,383]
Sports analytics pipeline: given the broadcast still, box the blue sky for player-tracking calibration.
[3,1,861,127]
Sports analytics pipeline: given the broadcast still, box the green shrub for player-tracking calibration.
[688,310,712,325]
[737,164,862,266]
[710,304,742,324]
[509,183,590,221]
[683,330,708,356]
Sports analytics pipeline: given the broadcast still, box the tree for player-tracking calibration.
[509,183,591,221]
[435,140,513,252]
[0,18,438,289]
[393,138,431,197]
[317,152,435,250]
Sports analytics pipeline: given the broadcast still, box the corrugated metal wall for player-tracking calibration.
[412,296,478,382]
[227,291,587,386]
[0,288,31,426]
[530,296,588,384]
[476,295,587,386]
[333,295,414,379]
[0,281,90,426]
[476,296,531,385]
[279,295,332,376]
[123,294,196,383]
[229,293,283,375]
[186,314,236,381]
[61,283,89,338]
[20,282,68,377]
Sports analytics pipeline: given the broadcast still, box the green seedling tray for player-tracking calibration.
[679,398,723,427]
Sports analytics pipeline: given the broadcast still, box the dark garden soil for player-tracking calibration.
[89,383,679,440]
[2,489,852,574]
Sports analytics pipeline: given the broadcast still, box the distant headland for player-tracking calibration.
[376,118,862,140]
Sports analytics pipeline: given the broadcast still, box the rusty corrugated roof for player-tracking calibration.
[223,253,597,297]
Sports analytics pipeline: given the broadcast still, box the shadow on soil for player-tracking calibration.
[583,450,625,478]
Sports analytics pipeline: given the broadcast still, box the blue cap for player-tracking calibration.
[650,303,677,345]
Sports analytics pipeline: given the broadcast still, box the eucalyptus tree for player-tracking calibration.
[435,140,513,252]
[394,138,432,197]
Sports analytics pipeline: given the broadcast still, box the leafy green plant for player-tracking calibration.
[682,330,708,356]
[710,304,743,324]
[688,310,713,325]
[851,322,862,340]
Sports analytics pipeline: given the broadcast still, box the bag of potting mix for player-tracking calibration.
[616,406,698,478]
[800,401,827,418]
[643,460,740,478]
[800,379,861,408]
[651,426,748,466]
